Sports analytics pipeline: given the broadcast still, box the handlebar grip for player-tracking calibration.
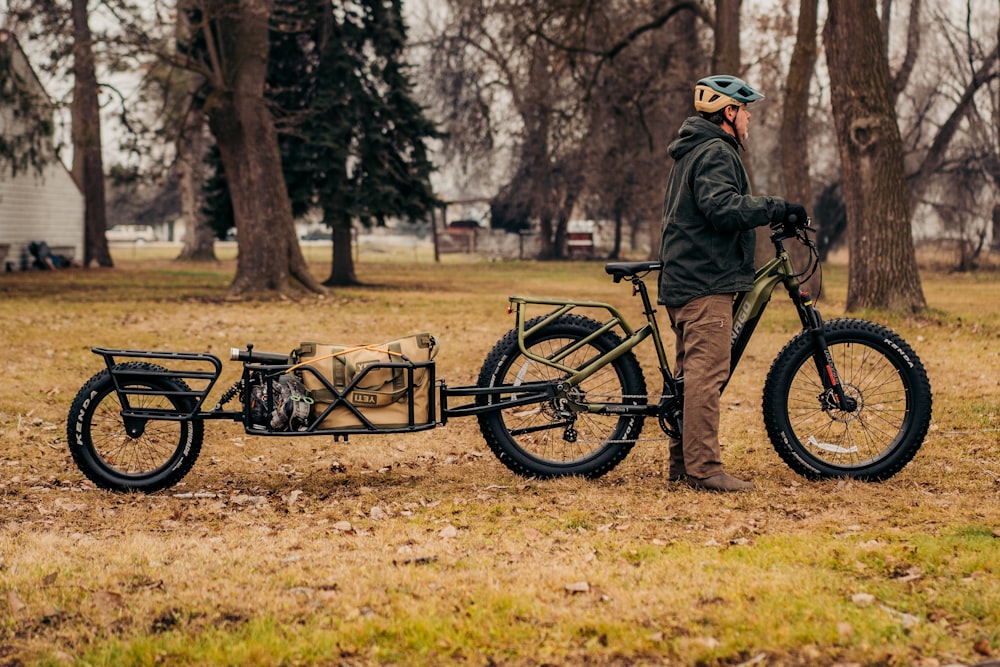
[230,347,289,363]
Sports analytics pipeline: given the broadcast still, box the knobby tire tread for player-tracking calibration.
[476,314,646,479]
[761,318,931,481]
[66,362,204,493]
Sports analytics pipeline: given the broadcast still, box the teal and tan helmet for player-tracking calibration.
[694,75,765,113]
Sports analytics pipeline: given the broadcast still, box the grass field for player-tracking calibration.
[1,246,998,666]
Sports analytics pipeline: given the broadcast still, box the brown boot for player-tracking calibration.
[686,472,755,492]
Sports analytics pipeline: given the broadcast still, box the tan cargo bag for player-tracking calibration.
[289,333,438,430]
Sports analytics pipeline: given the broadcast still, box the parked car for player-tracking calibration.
[301,228,332,241]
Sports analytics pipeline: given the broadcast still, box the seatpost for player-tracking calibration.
[632,275,657,317]
[631,273,675,391]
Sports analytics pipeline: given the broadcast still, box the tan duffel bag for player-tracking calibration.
[289,333,438,430]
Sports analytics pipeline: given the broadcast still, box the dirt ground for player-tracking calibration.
[1,257,998,666]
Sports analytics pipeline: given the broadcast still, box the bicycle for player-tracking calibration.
[455,217,933,481]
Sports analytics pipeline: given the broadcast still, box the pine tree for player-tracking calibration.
[300,0,441,286]
[203,0,441,286]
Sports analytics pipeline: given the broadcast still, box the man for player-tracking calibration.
[658,75,807,493]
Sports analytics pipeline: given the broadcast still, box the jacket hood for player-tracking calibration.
[668,116,738,160]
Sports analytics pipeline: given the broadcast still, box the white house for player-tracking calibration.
[0,29,84,271]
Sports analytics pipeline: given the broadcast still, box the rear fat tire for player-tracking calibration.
[762,319,932,481]
[476,314,646,478]
[66,362,204,492]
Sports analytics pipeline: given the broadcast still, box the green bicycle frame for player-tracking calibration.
[507,232,844,411]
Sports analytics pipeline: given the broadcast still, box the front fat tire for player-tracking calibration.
[476,314,646,479]
[762,318,932,481]
[66,362,204,493]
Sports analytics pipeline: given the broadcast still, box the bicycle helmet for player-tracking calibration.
[694,75,765,113]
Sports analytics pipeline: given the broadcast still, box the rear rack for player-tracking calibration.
[93,347,223,421]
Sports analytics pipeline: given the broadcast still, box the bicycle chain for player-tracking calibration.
[562,391,677,443]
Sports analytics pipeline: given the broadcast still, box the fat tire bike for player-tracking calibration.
[462,219,932,482]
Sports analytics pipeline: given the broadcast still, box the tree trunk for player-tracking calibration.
[992,204,1000,252]
[824,0,926,313]
[712,0,742,74]
[175,1,215,262]
[324,200,359,287]
[780,0,819,294]
[609,199,624,261]
[202,0,325,298]
[70,0,112,268]
[176,113,216,261]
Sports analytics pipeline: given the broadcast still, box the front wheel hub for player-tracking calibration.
[820,384,863,422]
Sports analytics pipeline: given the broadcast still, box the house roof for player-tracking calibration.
[0,28,80,190]
[0,29,50,99]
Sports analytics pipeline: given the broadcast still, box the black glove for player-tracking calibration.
[783,202,809,228]
[771,202,809,236]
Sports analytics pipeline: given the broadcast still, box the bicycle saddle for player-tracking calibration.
[604,261,663,283]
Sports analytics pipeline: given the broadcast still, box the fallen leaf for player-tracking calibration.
[852,592,876,607]
[92,590,124,611]
[7,590,26,614]
[893,566,923,583]
[880,604,920,628]
[42,571,58,586]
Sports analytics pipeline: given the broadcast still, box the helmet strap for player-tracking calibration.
[723,106,745,151]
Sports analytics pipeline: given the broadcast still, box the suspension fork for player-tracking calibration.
[790,287,858,412]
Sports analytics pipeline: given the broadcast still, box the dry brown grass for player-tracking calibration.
[1,249,998,666]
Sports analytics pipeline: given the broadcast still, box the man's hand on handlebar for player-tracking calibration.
[771,202,810,237]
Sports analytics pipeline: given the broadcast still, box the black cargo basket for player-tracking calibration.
[92,347,223,421]
[243,358,438,437]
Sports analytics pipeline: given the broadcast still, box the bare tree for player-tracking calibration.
[779,0,819,292]
[174,3,216,262]
[584,7,703,260]
[712,0,741,74]
[825,0,926,313]
[175,114,216,261]
[904,7,998,210]
[427,0,711,259]
[70,0,113,268]
[994,9,1000,252]
[194,0,325,297]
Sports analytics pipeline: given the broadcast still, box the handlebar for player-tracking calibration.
[230,345,288,364]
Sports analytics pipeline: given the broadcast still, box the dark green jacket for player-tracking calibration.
[657,116,786,308]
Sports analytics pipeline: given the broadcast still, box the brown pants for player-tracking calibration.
[667,294,734,479]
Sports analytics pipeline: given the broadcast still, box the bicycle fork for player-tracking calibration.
[795,291,857,413]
